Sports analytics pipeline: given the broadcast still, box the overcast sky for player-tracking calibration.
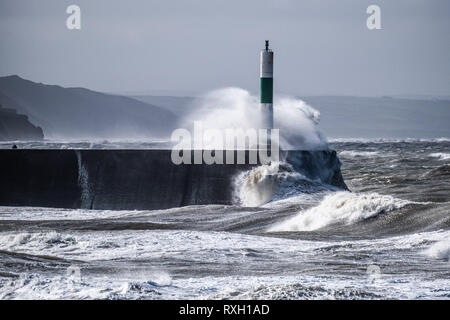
[1,0,449,96]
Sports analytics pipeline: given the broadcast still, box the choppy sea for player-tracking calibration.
[0,139,449,299]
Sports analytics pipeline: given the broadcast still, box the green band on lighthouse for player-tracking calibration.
[260,77,273,103]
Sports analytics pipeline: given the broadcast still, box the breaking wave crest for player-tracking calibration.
[233,161,334,207]
[233,162,280,207]
[339,151,379,158]
[0,231,77,250]
[424,239,450,261]
[429,153,450,161]
[268,192,413,232]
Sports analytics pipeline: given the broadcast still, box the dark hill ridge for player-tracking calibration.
[0,75,178,139]
[0,103,44,141]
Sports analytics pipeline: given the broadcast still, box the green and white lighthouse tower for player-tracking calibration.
[260,40,274,130]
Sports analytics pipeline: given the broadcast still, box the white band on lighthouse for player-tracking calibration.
[260,51,273,78]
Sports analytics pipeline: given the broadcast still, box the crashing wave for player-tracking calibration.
[267,191,413,232]
[429,153,450,161]
[339,151,380,158]
[0,231,77,250]
[424,239,450,261]
[233,159,341,207]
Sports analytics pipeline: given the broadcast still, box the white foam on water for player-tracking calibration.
[0,206,161,221]
[329,137,450,143]
[0,231,77,251]
[429,153,450,161]
[232,161,330,207]
[233,162,280,207]
[339,151,380,158]
[3,227,445,266]
[1,229,449,299]
[268,191,413,232]
[424,239,450,261]
[2,268,448,300]
[0,271,173,300]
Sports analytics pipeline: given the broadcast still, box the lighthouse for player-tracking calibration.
[260,40,274,130]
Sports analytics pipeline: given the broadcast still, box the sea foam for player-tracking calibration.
[424,239,450,261]
[184,88,328,150]
[268,191,412,232]
[429,153,450,161]
[339,151,379,158]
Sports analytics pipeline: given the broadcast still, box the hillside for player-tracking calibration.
[0,76,178,140]
[0,104,44,141]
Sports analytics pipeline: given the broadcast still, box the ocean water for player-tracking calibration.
[0,139,449,299]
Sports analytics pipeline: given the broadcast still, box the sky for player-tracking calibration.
[0,0,449,96]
